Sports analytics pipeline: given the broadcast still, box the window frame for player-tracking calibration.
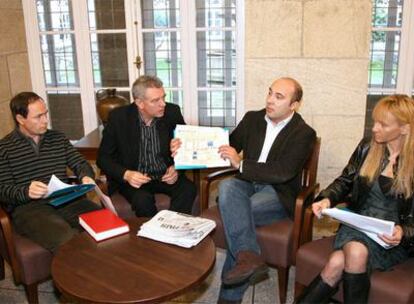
[23,0,244,138]
[368,0,414,95]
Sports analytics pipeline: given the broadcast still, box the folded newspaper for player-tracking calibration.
[321,208,395,249]
[137,210,216,248]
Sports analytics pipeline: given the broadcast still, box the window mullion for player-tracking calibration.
[72,0,98,134]
[396,0,414,94]
[235,0,245,123]
[125,0,140,90]
[180,0,198,125]
[22,1,47,103]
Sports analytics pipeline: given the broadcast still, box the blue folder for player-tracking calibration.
[48,184,95,207]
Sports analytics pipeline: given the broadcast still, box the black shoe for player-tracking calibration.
[343,272,370,304]
[296,274,338,304]
[217,297,242,304]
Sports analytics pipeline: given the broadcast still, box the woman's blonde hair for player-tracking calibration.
[360,94,414,198]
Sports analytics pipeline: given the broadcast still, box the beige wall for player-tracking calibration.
[0,0,31,137]
[245,0,372,187]
[2,0,372,187]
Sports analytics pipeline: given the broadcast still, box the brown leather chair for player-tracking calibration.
[0,205,53,304]
[295,233,414,303]
[200,137,321,304]
[110,191,200,218]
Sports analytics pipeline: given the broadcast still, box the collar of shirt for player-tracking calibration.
[137,111,159,127]
[14,128,45,155]
[264,112,294,128]
[14,128,44,145]
[257,112,294,163]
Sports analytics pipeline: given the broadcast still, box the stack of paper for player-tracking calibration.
[321,208,395,248]
[137,210,216,248]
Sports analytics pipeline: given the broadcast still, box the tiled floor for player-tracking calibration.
[0,248,297,304]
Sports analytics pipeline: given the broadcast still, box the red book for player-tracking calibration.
[79,209,129,242]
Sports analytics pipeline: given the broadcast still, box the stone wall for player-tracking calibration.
[0,0,31,137]
[1,0,372,187]
[245,0,372,187]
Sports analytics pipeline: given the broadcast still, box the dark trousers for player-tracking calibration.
[12,198,101,253]
[119,174,196,217]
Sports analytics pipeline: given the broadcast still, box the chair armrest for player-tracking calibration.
[0,206,21,283]
[200,168,238,211]
[291,183,320,265]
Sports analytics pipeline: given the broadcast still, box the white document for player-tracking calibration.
[94,185,117,215]
[174,125,230,169]
[46,175,74,197]
[322,208,395,249]
[137,210,216,248]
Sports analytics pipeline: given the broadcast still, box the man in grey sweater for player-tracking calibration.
[0,92,100,253]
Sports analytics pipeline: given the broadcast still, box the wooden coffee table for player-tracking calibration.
[51,218,216,303]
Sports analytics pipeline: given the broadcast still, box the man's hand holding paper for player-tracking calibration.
[173,125,230,169]
[29,181,48,199]
[218,145,241,169]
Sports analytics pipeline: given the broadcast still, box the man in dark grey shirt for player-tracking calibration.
[97,75,196,216]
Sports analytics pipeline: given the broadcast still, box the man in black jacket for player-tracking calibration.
[217,77,316,303]
[97,75,196,217]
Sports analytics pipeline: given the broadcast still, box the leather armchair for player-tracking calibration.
[200,137,321,304]
[295,226,414,303]
[110,191,200,218]
[96,177,200,218]
[0,205,52,304]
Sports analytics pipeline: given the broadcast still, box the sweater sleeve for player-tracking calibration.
[64,136,95,181]
[0,149,30,209]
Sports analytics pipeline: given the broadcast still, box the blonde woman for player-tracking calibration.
[297,95,414,304]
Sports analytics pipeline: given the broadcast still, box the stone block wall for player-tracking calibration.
[245,0,372,187]
[0,0,31,137]
[1,0,373,188]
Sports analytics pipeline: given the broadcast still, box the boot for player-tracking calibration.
[296,274,338,304]
[343,272,370,304]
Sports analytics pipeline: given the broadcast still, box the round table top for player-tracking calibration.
[51,218,216,303]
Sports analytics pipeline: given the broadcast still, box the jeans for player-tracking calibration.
[217,178,288,301]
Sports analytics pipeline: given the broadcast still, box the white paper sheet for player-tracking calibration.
[46,175,74,197]
[174,125,230,169]
[94,185,117,215]
[322,208,395,249]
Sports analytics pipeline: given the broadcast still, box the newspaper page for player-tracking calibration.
[174,125,230,169]
[321,208,395,248]
[137,210,216,248]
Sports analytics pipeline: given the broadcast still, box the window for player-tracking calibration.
[138,0,242,128]
[23,0,243,140]
[365,0,414,136]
